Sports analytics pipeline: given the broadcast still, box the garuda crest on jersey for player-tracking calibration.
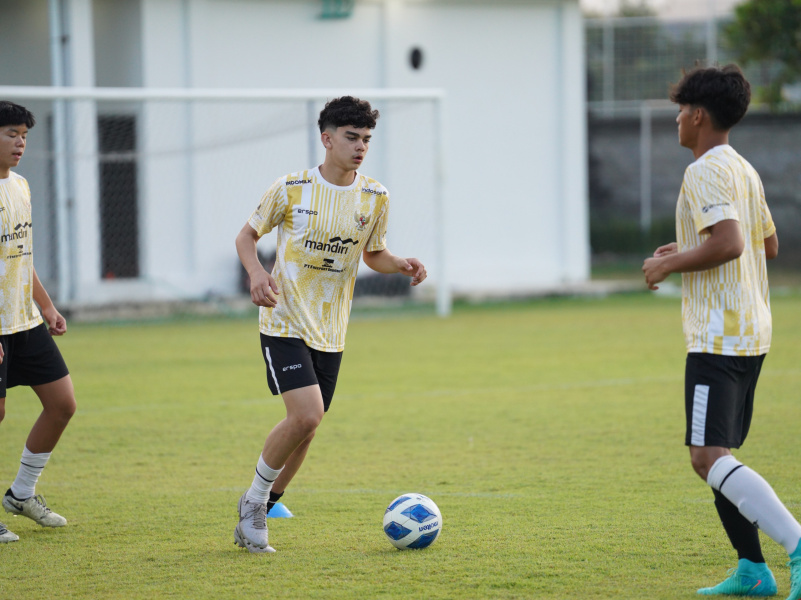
[354,211,371,231]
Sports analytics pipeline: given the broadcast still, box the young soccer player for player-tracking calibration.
[0,101,75,543]
[233,96,426,553]
[643,65,801,599]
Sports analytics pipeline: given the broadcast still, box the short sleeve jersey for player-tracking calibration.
[248,166,389,352]
[676,145,775,356]
[0,172,43,335]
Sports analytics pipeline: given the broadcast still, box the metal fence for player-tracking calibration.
[585,15,782,109]
[585,16,801,267]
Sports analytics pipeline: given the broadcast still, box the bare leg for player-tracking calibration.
[26,376,76,454]
[689,445,730,482]
[261,385,324,470]
[272,431,316,494]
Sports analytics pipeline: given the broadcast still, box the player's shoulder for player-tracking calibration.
[3,171,28,185]
[685,145,737,180]
[281,169,314,187]
[1,171,30,195]
[356,174,389,199]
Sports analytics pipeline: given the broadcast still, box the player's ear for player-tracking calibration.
[321,130,332,149]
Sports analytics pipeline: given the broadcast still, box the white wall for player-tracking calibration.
[381,0,589,292]
[1,0,589,303]
[133,0,589,300]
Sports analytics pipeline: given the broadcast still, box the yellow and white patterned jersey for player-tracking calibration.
[0,172,43,335]
[676,144,775,356]
[248,166,389,352]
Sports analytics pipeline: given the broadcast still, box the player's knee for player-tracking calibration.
[291,412,322,437]
[690,453,713,481]
[48,394,76,425]
[0,401,5,424]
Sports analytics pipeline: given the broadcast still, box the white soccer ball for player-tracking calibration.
[383,493,442,550]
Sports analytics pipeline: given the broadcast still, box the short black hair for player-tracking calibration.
[669,64,751,131]
[0,101,36,129]
[317,96,379,133]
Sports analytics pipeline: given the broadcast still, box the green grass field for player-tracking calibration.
[2,292,801,599]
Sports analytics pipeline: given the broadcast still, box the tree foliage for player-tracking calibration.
[724,0,801,106]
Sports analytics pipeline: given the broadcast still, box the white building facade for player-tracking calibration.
[0,0,588,308]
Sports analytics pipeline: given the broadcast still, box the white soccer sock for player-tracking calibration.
[707,455,801,554]
[246,455,283,504]
[9,446,51,500]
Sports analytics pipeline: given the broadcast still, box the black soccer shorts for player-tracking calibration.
[684,352,766,449]
[260,334,343,412]
[0,322,70,398]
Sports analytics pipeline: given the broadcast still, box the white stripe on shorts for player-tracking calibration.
[691,384,710,446]
[264,347,282,394]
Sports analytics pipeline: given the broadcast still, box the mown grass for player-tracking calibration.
[1,292,800,599]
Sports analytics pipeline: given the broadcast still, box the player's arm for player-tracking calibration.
[32,267,67,335]
[764,232,778,260]
[235,223,279,307]
[643,219,744,290]
[362,248,427,286]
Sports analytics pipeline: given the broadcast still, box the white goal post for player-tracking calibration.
[0,85,451,317]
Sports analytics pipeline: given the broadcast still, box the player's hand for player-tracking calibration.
[249,268,280,308]
[642,256,669,291]
[653,242,678,258]
[41,305,67,336]
[398,257,427,286]
[0,343,4,364]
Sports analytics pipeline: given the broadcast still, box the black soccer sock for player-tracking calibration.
[713,489,765,564]
[266,490,284,515]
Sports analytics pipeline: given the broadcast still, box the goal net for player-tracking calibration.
[0,86,449,317]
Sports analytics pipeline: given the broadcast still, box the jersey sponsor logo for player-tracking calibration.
[6,244,31,260]
[1,222,31,243]
[297,208,318,216]
[286,179,312,186]
[354,212,371,231]
[303,257,344,273]
[361,187,386,196]
[701,202,730,213]
[304,236,358,255]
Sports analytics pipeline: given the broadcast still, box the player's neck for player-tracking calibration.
[691,130,729,160]
[318,162,357,187]
[0,167,10,179]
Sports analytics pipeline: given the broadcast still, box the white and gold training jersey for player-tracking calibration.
[248,166,389,352]
[677,144,775,356]
[0,172,43,335]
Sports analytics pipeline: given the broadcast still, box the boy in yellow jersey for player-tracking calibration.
[643,65,801,599]
[233,96,426,553]
[0,102,76,543]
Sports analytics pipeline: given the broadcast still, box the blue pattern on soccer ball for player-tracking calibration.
[401,503,436,523]
[406,531,439,549]
[386,496,411,512]
[384,521,412,540]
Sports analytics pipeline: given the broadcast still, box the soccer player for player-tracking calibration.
[643,65,801,599]
[233,96,426,553]
[0,101,75,543]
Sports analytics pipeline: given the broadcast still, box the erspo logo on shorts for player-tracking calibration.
[283,364,302,372]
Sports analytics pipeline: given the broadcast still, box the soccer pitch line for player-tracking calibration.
[73,369,801,416]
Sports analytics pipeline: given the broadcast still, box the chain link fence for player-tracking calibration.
[586,16,801,274]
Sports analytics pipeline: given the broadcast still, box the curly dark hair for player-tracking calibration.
[317,96,379,132]
[669,64,751,131]
[0,101,36,129]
